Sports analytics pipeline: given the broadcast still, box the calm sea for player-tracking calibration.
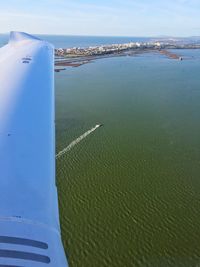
[0,33,150,48]
[1,34,200,267]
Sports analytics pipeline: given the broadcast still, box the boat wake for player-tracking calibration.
[56,124,101,159]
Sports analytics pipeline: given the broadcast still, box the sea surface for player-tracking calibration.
[0,33,150,48]
[1,34,200,267]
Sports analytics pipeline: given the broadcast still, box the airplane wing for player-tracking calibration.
[0,32,68,266]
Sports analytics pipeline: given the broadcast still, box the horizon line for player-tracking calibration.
[0,32,200,39]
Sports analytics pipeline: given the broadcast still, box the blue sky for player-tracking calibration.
[0,0,200,36]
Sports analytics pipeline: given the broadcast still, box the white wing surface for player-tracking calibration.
[0,32,68,266]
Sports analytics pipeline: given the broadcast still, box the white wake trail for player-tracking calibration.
[56,124,101,159]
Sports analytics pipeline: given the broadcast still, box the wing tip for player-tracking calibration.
[9,31,41,44]
[8,31,54,50]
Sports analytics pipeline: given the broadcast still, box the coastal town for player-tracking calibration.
[55,40,200,57]
[54,40,200,70]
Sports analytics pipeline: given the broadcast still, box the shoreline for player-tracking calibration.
[54,48,186,70]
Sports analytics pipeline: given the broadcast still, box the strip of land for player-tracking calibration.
[54,40,200,69]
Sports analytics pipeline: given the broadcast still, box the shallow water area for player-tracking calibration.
[55,47,200,267]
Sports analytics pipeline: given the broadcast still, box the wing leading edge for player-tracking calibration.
[0,32,68,266]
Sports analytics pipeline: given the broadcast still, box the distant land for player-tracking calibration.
[54,37,200,70]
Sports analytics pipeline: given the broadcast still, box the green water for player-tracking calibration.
[56,50,200,267]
